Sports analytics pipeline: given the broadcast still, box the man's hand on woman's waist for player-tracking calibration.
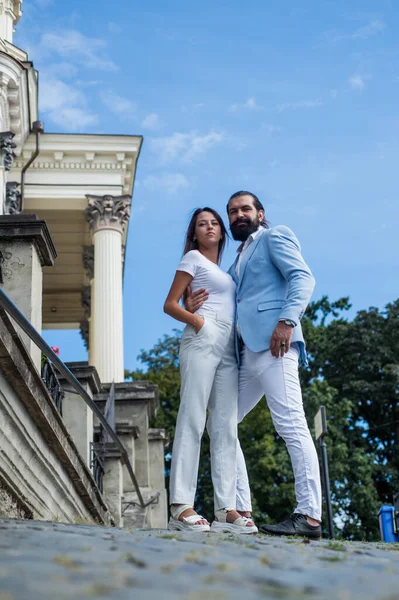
[185,285,209,313]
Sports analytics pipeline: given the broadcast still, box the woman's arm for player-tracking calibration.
[164,271,205,333]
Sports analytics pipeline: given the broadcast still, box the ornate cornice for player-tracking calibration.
[0,214,57,266]
[12,158,132,192]
[14,160,127,171]
[85,194,131,234]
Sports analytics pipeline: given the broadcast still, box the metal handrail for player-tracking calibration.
[0,286,158,509]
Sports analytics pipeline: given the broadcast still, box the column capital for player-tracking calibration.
[85,194,131,234]
[0,131,16,172]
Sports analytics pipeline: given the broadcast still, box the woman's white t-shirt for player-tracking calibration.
[177,250,236,321]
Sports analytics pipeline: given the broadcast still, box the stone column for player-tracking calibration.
[85,195,131,384]
[102,444,124,527]
[0,215,56,371]
[58,362,101,468]
[148,429,168,528]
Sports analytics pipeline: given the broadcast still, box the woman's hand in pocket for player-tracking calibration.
[194,316,205,334]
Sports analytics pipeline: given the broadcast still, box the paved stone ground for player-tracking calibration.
[0,518,398,600]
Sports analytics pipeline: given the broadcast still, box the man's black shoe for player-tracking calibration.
[259,513,321,539]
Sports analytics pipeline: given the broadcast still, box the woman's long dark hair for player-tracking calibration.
[183,207,228,265]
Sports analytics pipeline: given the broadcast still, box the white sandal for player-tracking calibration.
[211,508,258,535]
[168,504,210,532]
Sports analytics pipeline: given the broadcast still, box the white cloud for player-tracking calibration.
[108,21,122,34]
[38,30,118,71]
[348,75,366,90]
[151,131,224,164]
[48,107,98,129]
[100,91,137,116]
[332,19,385,42]
[261,123,282,135]
[229,97,264,112]
[245,97,263,110]
[40,78,84,111]
[142,113,161,130]
[39,76,97,131]
[143,173,190,194]
[181,103,204,113]
[40,62,78,79]
[276,99,322,112]
[76,79,104,87]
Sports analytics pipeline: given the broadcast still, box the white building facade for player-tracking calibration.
[0,1,167,527]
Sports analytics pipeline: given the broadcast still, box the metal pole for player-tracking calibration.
[320,436,334,539]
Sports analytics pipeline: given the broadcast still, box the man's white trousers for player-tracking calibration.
[236,345,322,522]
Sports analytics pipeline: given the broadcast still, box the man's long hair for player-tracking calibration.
[227,191,269,228]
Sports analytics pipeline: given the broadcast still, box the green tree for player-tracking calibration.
[305,299,399,539]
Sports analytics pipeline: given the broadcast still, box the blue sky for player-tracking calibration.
[15,0,399,371]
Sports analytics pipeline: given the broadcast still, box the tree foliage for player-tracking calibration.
[126,298,399,540]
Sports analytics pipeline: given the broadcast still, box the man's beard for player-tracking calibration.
[230,216,260,241]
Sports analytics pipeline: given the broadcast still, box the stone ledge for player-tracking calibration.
[0,214,57,266]
[95,381,159,420]
[148,428,168,442]
[62,361,101,396]
[0,307,111,524]
[94,420,140,439]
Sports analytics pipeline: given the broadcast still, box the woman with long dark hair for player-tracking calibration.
[163,207,257,534]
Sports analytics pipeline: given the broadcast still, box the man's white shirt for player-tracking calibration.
[236,226,264,277]
[235,226,264,338]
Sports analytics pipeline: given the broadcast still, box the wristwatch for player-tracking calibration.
[280,319,295,328]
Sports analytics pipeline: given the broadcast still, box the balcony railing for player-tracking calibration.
[0,286,158,510]
[41,359,65,415]
[90,442,105,493]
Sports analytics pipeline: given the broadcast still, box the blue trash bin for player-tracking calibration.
[378,505,399,542]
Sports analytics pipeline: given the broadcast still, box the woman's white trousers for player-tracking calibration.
[169,312,238,511]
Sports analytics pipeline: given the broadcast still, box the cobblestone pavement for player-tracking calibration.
[0,518,398,600]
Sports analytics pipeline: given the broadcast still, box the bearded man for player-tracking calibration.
[187,190,322,539]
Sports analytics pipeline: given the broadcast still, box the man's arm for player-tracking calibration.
[267,225,315,325]
[267,226,315,358]
[185,285,209,313]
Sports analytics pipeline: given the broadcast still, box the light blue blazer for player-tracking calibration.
[228,225,315,365]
